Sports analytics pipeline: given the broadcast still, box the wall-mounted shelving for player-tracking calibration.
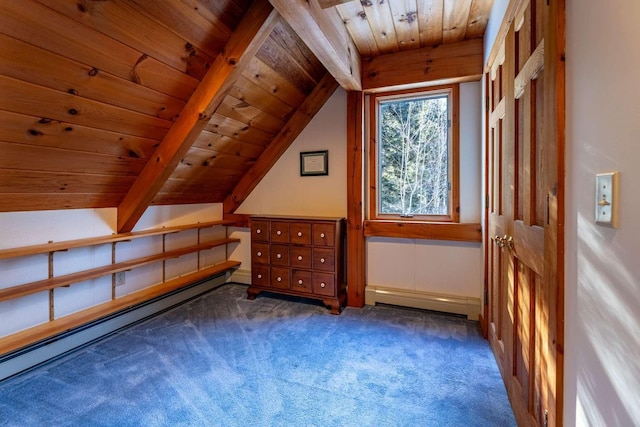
[0,220,240,356]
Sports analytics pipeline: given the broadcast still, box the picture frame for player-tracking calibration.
[300,150,329,176]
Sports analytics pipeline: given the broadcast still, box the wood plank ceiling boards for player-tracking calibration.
[0,0,492,229]
[116,0,278,232]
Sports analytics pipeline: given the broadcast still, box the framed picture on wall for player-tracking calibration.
[300,150,329,176]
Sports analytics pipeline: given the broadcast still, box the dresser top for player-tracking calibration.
[250,215,345,222]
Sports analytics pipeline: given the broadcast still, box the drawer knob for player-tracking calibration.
[277,277,282,282]
[297,231,303,237]
[257,274,262,279]
[320,258,326,263]
[320,233,325,238]
[320,282,326,288]
[257,251,262,257]
[276,253,282,259]
[256,229,261,234]
[297,255,303,261]
[298,279,303,285]
[276,230,282,236]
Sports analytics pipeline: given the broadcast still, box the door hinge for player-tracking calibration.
[485,194,489,208]
[546,194,550,225]
[484,289,489,305]
[485,97,490,112]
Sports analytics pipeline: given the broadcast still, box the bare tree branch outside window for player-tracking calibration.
[378,94,450,216]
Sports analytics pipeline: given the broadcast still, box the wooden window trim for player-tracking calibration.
[368,83,460,223]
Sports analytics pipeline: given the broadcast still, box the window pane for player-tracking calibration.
[378,94,450,216]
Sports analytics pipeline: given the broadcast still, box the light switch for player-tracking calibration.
[595,172,619,228]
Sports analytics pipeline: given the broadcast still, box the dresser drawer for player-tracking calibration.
[312,272,335,297]
[291,270,312,293]
[248,216,345,315]
[270,244,289,266]
[290,246,312,269]
[251,220,270,242]
[270,221,290,243]
[290,222,311,245]
[313,247,335,272]
[271,267,290,290]
[252,265,269,287]
[313,223,335,246]
[252,243,269,265]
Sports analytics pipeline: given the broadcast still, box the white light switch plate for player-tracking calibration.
[595,172,619,228]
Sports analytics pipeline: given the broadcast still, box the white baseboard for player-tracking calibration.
[365,285,481,320]
[228,268,251,285]
[0,274,228,382]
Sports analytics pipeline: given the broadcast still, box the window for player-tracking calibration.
[369,84,459,222]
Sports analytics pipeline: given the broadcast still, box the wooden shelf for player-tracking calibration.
[0,261,241,357]
[0,220,241,358]
[0,220,236,260]
[0,238,240,302]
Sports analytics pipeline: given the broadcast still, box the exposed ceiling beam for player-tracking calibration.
[269,0,362,91]
[116,0,278,233]
[362,38,484,91]
[223,72,339,214]
[317,0,355,8]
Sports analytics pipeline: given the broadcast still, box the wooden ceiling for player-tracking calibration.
[336,0,492,56]
[0,0,491,231]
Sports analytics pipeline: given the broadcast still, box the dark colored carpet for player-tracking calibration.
[0,284,515,426]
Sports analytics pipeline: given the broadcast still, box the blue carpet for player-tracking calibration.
[0,284,516,426]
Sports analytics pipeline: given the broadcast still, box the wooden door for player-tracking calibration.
[484,0,564,426]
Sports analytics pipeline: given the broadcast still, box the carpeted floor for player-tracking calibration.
[0,284,516,426]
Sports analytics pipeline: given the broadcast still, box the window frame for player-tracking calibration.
[368,83,460,223]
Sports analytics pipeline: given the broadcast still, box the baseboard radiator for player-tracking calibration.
[0,274,229,382]
[365,286,481,320]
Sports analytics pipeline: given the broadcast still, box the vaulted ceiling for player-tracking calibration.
[0,0,492,231]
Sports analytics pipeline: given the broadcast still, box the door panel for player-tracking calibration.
[484,0,564,426]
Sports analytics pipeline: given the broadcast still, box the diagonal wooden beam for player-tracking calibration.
[117,0,278,232]
[269,0,361,91]
[223,72,339,214]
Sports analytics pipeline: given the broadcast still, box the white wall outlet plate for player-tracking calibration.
[115,271,126,287]
[595,172,619,228]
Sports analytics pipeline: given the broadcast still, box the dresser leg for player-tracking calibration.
[323,298,341,315]
[247,287,260,300]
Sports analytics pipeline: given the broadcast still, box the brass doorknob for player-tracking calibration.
[495,235,514,250]
[505,235,514,250]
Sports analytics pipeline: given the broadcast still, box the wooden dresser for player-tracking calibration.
[248,216,346,314]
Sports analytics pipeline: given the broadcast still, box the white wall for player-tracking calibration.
[236,88,348,217]
[235,84,483,302]
[231,88,348,273]
[0,204,226,338]
[366,82,483,300]
[565,1,640,425]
